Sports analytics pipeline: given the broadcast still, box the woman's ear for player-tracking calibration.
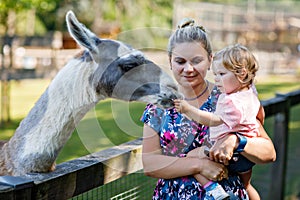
[208,54,213,70]
[209,54,213,61]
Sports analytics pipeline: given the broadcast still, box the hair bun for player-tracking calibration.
[177,18,206,32]
[177,18,195,28]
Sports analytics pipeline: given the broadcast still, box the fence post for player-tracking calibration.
[268,94,290,200]
[0,176,34,200]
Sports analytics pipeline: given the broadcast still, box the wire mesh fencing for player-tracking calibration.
[71,170,157,200]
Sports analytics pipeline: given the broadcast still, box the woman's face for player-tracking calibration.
[170,42,211,89]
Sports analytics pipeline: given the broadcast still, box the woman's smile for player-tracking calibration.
[183,74,198,80]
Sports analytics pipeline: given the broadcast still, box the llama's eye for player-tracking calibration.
[120,63,136,72]
[94,38,101,45]
[118,54,145,72]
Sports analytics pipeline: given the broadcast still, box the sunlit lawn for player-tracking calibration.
[0,75,300,198]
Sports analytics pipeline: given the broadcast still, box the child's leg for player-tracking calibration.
[187,147,229,199]
[193,170,230,200]
[195,174,229,199]
[194,173,211,188]
[239,170,260,200]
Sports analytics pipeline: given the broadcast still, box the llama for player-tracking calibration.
[0,11,180,176]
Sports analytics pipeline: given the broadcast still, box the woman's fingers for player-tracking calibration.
[209,134,237,164]
[209,147,232,165]
[203,159,228,181]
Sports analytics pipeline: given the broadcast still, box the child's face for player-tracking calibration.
[212,60,241,94]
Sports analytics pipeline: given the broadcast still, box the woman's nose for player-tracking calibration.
[183,62,194,72]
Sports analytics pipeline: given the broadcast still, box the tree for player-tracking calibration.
[0,0,61,36]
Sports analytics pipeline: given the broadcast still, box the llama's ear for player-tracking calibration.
[66,11,101,56]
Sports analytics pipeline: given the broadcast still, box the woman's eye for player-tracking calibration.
[175,60,186,65]
[191,59,202,65]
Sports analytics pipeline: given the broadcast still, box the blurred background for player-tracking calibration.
[0,0,300,199]
[1,0,300,121]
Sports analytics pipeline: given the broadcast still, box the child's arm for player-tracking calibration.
[173,99,223,126]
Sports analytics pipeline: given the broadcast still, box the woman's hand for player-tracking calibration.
[209,134,238,165]
[187,147,228,181]
[187,146,207,159]
[199,158,229,181]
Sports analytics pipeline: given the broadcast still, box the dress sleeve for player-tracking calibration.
[140,104,164,133]
[217,96,242,129]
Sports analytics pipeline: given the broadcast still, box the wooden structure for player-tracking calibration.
[0,139,143,200]
[173,1,300,53]
[0,89,299,200]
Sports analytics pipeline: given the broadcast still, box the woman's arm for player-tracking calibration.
[239,105,276,164]
[209,122,276,165]
[142,124,227,181]
[241,121,276,164]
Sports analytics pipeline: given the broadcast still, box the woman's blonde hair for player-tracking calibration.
[167,18,212,61]
[213,44,259,85]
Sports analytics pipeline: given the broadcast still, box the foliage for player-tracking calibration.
[0,0,174,36]
[0,0,59,35]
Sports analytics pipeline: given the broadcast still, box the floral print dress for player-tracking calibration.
[141,87,249,200]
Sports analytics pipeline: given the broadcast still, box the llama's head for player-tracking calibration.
[66,11,181,108]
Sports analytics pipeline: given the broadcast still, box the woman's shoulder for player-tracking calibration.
[141,104,178,132]
[141,104,177,126]
[142,103,173,116]
[209,84,221,98]
[204,85,221,111]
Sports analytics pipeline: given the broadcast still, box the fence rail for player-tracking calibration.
[1,89,300,200]
[261,90,300,200]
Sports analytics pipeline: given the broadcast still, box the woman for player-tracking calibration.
[141,18,276,200]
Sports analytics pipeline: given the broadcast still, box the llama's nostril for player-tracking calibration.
[158,93,175,108]
[169,94,177,100]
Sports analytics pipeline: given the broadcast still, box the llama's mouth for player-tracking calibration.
[156,93,182,109]
[156,98,174,108]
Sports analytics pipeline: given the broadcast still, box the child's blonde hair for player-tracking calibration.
[213,44,259,86]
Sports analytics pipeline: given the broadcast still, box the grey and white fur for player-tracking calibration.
[0,11,180,176]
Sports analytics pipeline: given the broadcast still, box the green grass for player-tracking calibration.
[57,100,146,163]
[0,76,300,198]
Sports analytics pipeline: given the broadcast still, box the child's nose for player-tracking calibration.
[214,76,219,82]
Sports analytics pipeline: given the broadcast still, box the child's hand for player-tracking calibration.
[173,99,182,112]
[173,99,189,113]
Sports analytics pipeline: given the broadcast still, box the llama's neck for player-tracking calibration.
[6,59,104,173]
